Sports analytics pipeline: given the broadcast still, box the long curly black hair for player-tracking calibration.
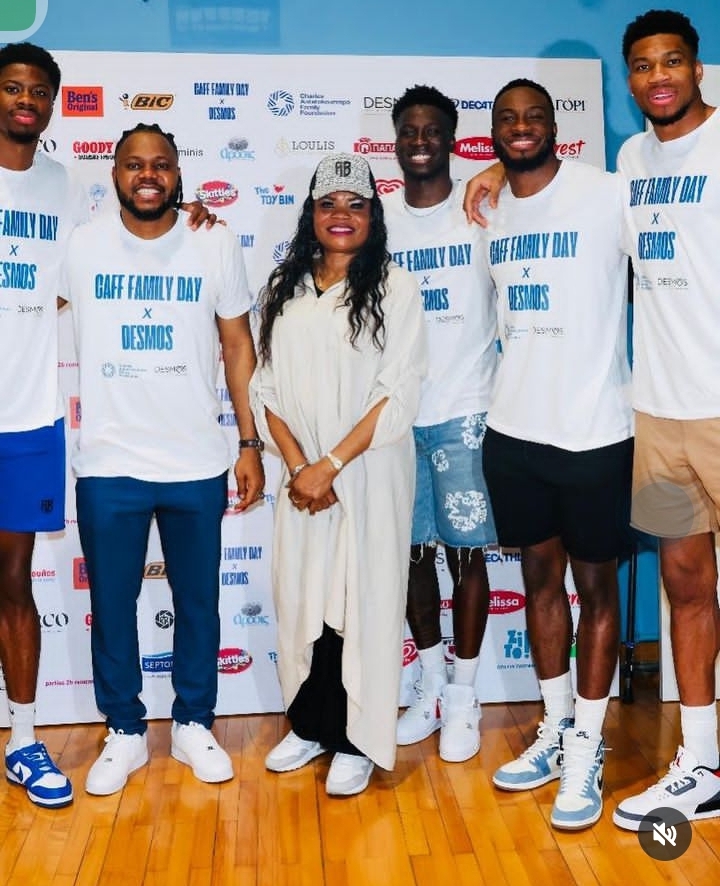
[257,167,390,364]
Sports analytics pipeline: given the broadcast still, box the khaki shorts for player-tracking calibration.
[632,411,720,538]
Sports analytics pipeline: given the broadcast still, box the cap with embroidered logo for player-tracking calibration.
[311,153,375,200]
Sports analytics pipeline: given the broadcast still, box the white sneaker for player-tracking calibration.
[325,753,374,796]
[551,729,604,830]
[85,729,148,796]
[613,746,720,831]
[171,721,233,783]
[439,684,481,763]
[396,670,447,745]
[265,730,327,772]
[493,718,572,791]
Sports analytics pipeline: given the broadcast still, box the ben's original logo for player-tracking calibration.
[73,557,89,589]
[375,178,403,195]
[218,647,252,674]
[195,180,238,207]
[489,590,525,615]
[62,86,104,117]
[453,136,496,161]
[120,92,174,111]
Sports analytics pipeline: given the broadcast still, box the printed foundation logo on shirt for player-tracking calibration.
[61,86,104,117]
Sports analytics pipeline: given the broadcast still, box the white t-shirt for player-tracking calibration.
[485,160,632,451]
[618,109,720,419]
[0,153,88,432]
[63,212,252,481]
[384,182,497,426]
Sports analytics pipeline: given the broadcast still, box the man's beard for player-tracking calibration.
[492,135,556,172]
[7,128,39,145]
[115,182,180,221]
[643,99,693,129]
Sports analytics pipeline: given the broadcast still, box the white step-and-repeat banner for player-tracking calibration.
[5,51,608,724]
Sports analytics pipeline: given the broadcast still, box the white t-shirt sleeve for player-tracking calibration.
[214,225,253,319]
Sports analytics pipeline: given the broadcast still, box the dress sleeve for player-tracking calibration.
[367,266,428,448]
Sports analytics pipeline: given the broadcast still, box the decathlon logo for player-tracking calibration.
[267,90,294,117]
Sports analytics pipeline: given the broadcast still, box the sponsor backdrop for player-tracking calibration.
[5,50,608,725]
[659,70,720,701]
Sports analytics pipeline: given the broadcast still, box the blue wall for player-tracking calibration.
[27,1,720,169]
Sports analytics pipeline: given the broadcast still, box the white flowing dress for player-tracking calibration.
[251,265,427,769]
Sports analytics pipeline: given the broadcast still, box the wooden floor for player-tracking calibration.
[2,665,718,886]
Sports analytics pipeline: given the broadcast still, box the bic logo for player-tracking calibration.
[0,1,47,39]
[120,93,174,111]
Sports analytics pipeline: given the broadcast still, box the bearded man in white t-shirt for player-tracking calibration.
[60,123,264,797]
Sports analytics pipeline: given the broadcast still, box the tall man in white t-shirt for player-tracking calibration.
[61,123,264,795]
[0,42,87,809]
[387,86,497,763]
[481,79,633,830]
[613,8,720,831]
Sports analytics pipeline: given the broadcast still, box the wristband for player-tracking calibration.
[290,462,308,478]
[325,451,344,472]
[239,438,264,453]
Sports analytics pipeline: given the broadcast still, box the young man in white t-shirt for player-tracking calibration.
[480,79,633,830]
[386,86,497,763]
[613,8,720,831]
[61,123,264,796]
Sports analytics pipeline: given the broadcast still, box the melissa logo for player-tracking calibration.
[0,0,47,39]
[453,136,496,161]
[489,590,525,615]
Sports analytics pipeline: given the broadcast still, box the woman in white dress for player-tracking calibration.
[251,153,427,795]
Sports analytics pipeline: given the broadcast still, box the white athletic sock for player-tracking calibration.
[7,700,36,753]
[538,672,574,730]
[680,702,719,768]
[573,693,608,742]
[418,642,447,683]
[452,655,479,688]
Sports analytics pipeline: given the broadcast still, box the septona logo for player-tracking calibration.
[155,609,174,629]
[142,652,173,673]
[402,638,418,667]
[220,137,255,161]
[196,180,238,207]
[218,647,252,674]
[73,557,89,590]
[120,93,174,111]
[144,561,167,580]
[375,178,404,195]
[454,136,495,161]
[353,137,395,157]
[489,590,525,615]
[267,90,294,117]
[73,140,114,160]
[62,86,104,117]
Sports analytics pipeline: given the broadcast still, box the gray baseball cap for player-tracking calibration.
[311,153,375,200]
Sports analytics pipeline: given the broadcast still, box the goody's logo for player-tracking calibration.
[220,137,255,161]
[195,180,238,207]
[489,590,525,615]
[218,647,252,674]
[454,136,496,161]
[375,178,404,195]
[267,90,294,117]
[73,140,114,160]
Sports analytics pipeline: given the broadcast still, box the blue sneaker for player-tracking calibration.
[6,741,73,808]
[493,717,573,791]
[550,729,604,830]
